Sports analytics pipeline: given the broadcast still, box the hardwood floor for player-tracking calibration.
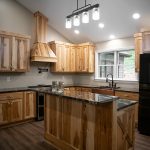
[0,121,150,150]
[0,121,56,150]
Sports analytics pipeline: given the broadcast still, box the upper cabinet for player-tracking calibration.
[142,31,150,53]
[49,41,95,73]
[134,33,142,72]
[0,30,30,72]
[134,31,150,72]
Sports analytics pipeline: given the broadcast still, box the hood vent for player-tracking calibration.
[31,11,57,62]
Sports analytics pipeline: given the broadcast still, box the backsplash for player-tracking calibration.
[0,62,74,89]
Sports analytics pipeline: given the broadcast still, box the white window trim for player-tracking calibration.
[94,46,138,82]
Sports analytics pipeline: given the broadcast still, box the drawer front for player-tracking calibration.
[115,91,139,100]
[0,92,23,101]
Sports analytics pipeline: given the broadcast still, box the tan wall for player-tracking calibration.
[0,0,73,89]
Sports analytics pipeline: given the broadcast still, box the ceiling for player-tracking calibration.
[16,0,150,43]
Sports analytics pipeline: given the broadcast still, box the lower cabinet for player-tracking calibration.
[115,91,139,125]
[23,91,36,119]
[117,105,135,150]
[0,91,36,126]
[0,92,23,125]
[0,100,11,125]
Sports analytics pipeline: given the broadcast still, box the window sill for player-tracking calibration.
[94,78,138,83]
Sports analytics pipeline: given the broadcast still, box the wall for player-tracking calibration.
[0,0,73,89]
[74,37,139,91]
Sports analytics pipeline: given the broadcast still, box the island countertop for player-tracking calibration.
[42,90,118,104]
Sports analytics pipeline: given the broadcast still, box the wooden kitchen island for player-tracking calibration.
[44,90,137,150]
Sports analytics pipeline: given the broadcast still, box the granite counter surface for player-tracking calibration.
[0,87,137,108]
[43,90,118,104]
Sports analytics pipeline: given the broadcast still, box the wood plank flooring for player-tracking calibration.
[0,121,56,150]
[0,121,150,150]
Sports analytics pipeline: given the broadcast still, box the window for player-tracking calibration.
[96,49,137,81]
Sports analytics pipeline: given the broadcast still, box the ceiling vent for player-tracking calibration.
[31,11,57,62]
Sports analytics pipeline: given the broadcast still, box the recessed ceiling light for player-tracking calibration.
[109,35,115,39]
[132,13,141,20]
[74,30,80,34]
[98,23,105,28]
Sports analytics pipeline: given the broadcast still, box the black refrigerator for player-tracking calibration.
[139,53,150,135]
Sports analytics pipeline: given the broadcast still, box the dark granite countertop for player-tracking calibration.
[117,99,138,111]
[0,87,30,93]
[42,90,119,104]
[0,86,137,108]
[65,85,139,93]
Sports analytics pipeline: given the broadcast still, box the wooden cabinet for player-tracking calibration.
[0,30,30,72]
[64,87,92,93]
[49,41,95,73]
[23,91,36,119]
[0,91,36,126]
[142,31,150,53]
[92,88,115,95]
[115,91,139,125]
[134,33,142,72]
[117,105,135,150]
[50,42,74,72]
[75,44,95,73]
[0,92,23,125]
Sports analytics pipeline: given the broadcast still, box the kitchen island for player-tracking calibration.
[44,90,137,150]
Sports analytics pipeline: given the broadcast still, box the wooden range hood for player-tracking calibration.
[31,11,57,62]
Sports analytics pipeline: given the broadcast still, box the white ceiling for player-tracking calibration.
[16,0,150,43]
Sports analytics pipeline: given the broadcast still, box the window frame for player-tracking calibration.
[95,47,138,81]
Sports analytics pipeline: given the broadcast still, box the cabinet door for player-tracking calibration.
[0,100,11,125]
[12,37,28,72]
[142,31,150,53]
[88,45,95,73]
[56,44,65,72]
[134,33,142,72]
[117,106,135,150]
[11,98,23,122]
[70,46,76,72]
[75,46,82,72]
[81,45,89,72]
[0,35,12,71]
[24,91,36,119]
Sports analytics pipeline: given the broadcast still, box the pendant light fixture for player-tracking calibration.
[65,18,72,28]
[65,0,100,28]
[82,11,89,23]
[92,7,100,20]
[73,15,80,26]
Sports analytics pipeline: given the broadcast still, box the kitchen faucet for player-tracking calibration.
[106,73,114,88]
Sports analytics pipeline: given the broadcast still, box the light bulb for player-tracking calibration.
[98,23,105,28]
[65,18,72,29]
[82,11,89,23]
[73,15,80,26]
[109,35,115,39]
[92,7,100,20]
[132,13,141,20]
[74,30,80,34]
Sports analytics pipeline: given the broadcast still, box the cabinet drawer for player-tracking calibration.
[0,92,23,101]
[115,91,139,101]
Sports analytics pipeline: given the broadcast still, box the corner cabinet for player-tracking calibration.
[49,41,95,73]
[0,30,30,72]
